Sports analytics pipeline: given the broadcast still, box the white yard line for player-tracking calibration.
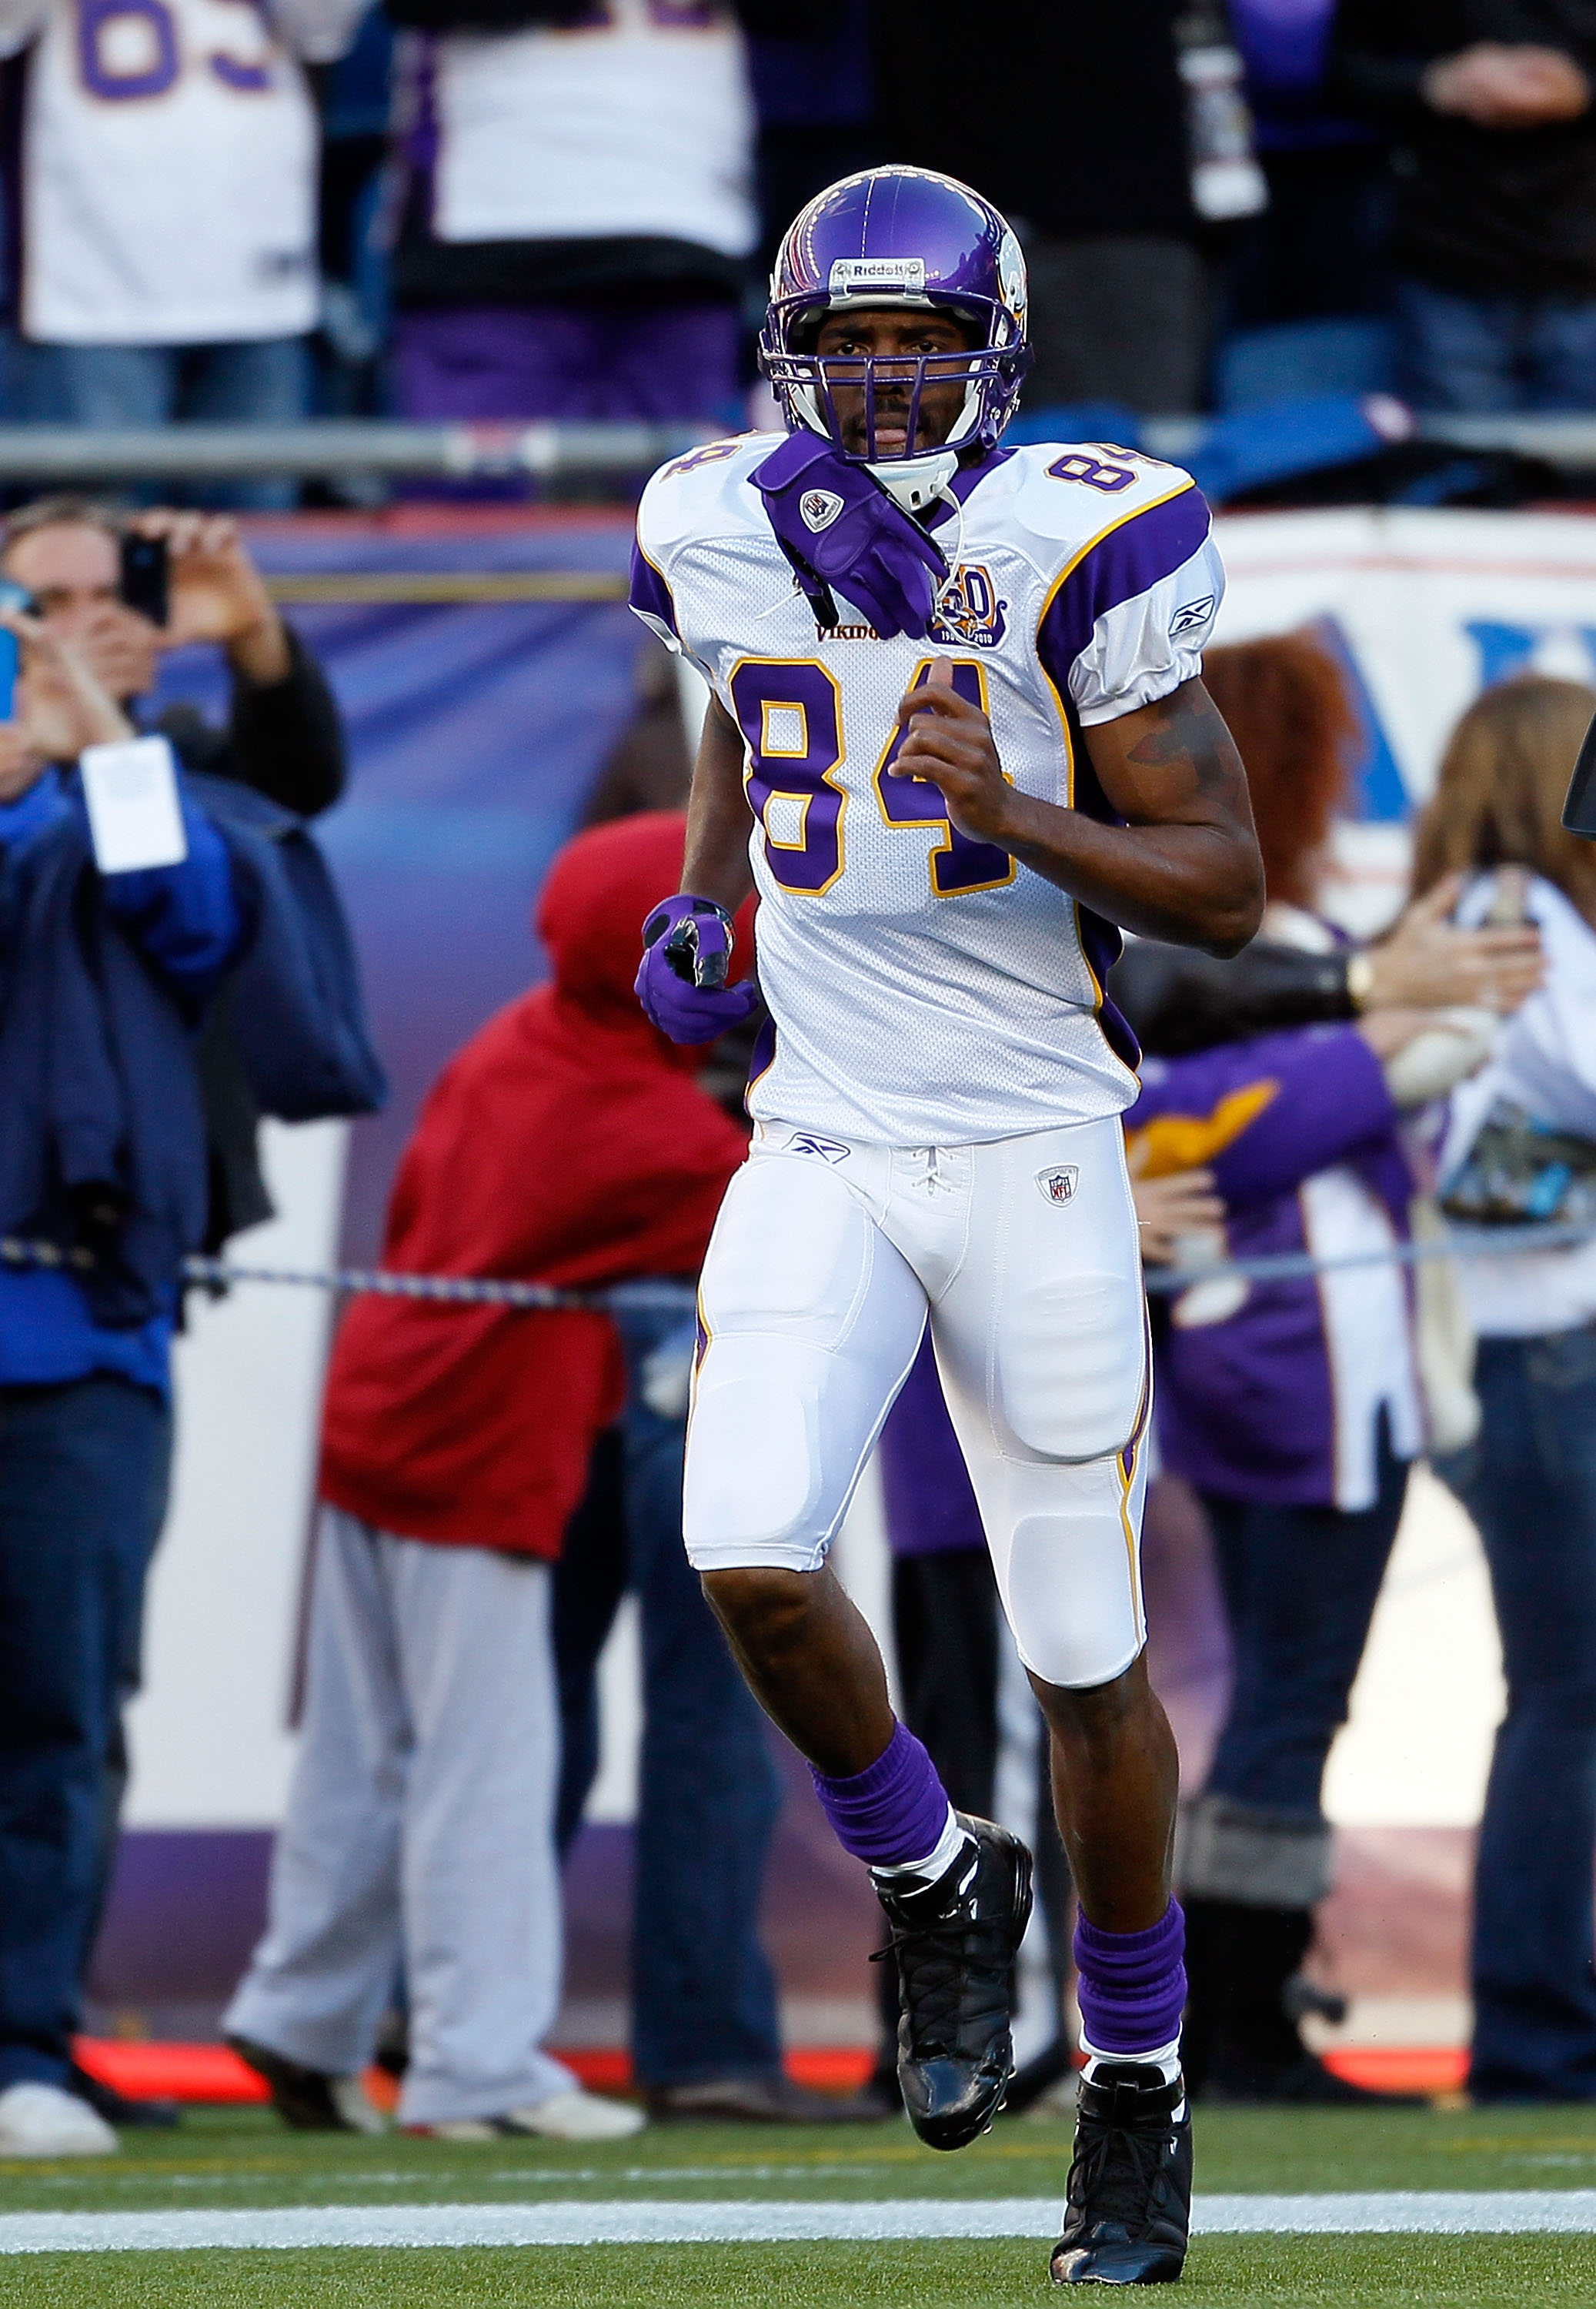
[3,2194,1596,2252]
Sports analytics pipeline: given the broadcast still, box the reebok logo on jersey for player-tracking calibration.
[829,257,927,295]
[800,490,845,533]
[787,1132,851,1165]
[1037,1165,1079,1205]
[1170,595,1217,638]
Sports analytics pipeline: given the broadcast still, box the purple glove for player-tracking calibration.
[636,893,760,1044]
[751,431,947,640]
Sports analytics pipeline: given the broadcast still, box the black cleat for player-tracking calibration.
[68,2063,179,2130]
[226,2035,385,2134]
[872,1813,1033,2152]
[1051,2062,1191,2285]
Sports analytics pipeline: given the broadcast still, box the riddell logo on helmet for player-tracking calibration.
[800,490,845,533]
[828,258,927,295]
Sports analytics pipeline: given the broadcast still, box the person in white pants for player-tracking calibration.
[226,1511,639,2140]
[229,813,751,2141]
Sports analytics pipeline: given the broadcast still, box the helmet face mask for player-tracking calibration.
[760,167,1031,475]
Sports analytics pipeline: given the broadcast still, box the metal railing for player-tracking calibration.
[0,410,1583,489]
[0,419,709,483]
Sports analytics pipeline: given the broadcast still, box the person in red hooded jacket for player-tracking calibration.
[223,813,775,2140]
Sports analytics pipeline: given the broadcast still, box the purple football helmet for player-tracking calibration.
[760,167,1030,484]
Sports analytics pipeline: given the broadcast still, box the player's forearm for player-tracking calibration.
[680,699,756,911]
[896,673,1263,958]
[996,795,1264,957]
[1070,678,1264,956]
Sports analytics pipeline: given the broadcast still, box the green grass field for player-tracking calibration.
[5,2101,1596,2307]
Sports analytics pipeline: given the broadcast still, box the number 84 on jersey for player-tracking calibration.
[726,655,1016,901]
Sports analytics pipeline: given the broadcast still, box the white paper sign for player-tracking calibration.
[79,736,186,874]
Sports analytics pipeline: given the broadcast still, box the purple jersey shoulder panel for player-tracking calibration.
[1036,483,1211,696]
[629,537,679,640]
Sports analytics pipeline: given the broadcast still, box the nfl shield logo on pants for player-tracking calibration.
[1037,1165,1079,1205]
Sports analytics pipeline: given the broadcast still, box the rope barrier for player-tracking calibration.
[4,1225,1591,1306]
[181,1258,698,1314]
[1140,1215,1596,1295]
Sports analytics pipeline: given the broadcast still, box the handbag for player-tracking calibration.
[1440,1098,1596,1227]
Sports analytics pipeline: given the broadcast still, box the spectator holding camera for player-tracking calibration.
[0,615,248,2159]
[0,498,373,2140]
[2,503,344,820]
[2,499,349,1248]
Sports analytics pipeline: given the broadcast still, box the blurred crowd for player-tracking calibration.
[0,0,1590,475]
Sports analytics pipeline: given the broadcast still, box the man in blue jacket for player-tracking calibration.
[0,615,246,2159]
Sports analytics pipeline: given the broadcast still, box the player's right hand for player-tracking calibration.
[636,893,760,1044]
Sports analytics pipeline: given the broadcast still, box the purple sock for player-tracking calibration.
[811,1721,953,1870]
[1073,1901,1187,2056]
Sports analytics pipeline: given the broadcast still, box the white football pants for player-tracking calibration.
[684,1115,1150,1689]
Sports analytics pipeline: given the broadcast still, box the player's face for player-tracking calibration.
[812,307,977,458]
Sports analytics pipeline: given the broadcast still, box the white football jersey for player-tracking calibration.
[3,0,360,346]
[429,0,753,257]
[633,433,1224,1146]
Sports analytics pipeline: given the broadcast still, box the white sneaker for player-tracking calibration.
[504,2090,646,2141]
[329,2077,389,2135]
[0,2081,119,2157]
[416,2091,645,2144]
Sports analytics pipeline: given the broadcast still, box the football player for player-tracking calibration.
[630,166,1263,2287]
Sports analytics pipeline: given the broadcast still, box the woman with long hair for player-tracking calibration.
[1138,633,1499,2101]
[1417,677,1596,2103]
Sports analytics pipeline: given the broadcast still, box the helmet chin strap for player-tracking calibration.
[865,446,960,516]
[862,375,984,514]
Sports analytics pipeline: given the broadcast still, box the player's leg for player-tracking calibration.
[686,1137,923,1769]
[687,1135,1032,2147]
[931,1118,1188,2284]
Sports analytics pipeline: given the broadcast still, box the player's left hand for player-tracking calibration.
[129,511,292,685]
[636,893,761,1044]
[893,657,1016,844]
